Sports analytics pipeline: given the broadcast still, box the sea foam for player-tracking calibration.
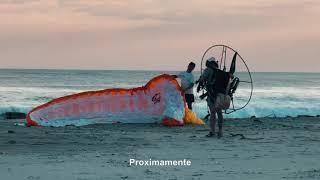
[0,70,319,119]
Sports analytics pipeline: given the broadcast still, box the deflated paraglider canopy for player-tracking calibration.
[27,74,204,127]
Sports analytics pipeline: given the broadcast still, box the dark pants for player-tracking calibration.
[185,94,195,110]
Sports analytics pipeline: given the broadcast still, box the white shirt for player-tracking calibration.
[177,71,194,94]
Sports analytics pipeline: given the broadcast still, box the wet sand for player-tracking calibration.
[1,117,320,180]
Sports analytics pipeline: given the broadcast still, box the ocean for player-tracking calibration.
[0,69,319,119]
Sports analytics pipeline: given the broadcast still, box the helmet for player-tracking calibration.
[206,57,218,68]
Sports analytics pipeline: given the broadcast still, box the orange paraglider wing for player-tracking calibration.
[27,74,186,127]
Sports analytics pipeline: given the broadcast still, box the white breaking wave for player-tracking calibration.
[0,86,84,115]
[193,86,320,118]
[1,86,320,118]
[1,70,320,119]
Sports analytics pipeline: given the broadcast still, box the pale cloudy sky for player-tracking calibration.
[0,0,319,72]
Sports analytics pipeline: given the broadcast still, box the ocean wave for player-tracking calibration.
[0,106,31,115]
[1,85,320,119]
[1,100,319,119]
[193,101,320,119]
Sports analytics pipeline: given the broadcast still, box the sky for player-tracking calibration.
[0,0,319,72]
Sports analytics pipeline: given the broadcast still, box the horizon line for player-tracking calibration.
[0,68,319,73]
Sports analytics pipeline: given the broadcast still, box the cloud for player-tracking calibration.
[0,0,319,71]
[0,0,39,4]
[51,0,320,40]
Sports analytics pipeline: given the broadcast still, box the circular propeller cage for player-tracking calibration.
[200,44,253,114]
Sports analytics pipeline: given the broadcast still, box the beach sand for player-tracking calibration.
[1,117,320,180]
